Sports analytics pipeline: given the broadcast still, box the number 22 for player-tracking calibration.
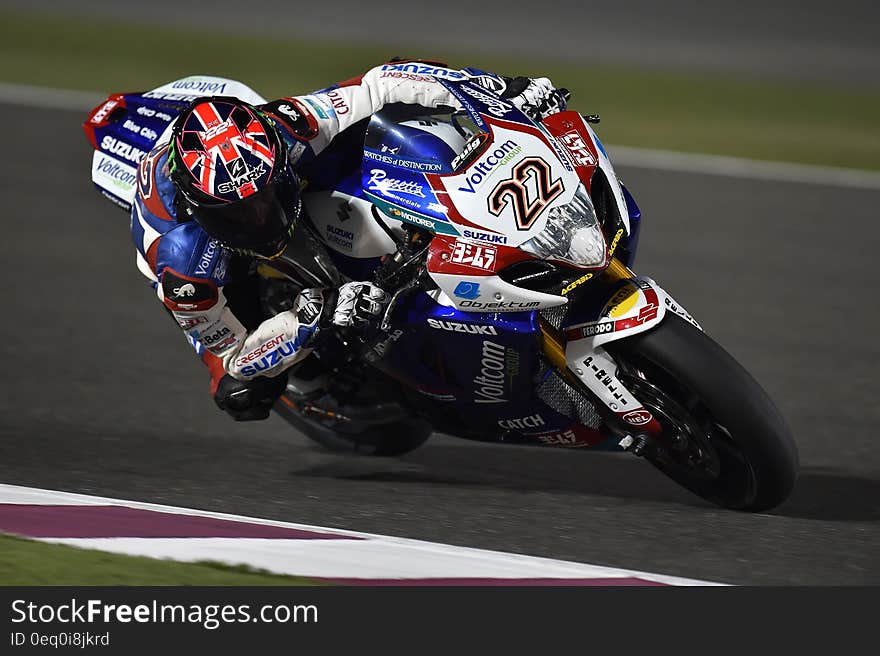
[487,157,563,231]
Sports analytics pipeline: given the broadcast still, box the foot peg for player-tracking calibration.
[619,434,657,457]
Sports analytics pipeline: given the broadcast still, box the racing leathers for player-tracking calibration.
[130,61,567,419]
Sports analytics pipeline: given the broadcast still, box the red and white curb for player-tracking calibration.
[0,484,723,586]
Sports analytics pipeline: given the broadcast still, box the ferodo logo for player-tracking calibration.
[576,321,614,338]
[622,409,652,426]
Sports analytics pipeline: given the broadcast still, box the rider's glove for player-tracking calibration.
[501,76,570,121]
[326,281,390,329]
[214,372,288,421]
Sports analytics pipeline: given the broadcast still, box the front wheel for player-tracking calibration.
[607,314,798,512]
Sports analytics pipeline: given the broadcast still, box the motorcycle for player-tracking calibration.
[83,73,798,512]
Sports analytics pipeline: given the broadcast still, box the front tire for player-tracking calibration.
[608,314,798,511]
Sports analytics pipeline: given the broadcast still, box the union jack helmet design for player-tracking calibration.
[169,97,300,258]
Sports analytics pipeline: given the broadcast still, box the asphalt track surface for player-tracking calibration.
[5,0,880,87]
[1,103,878,586]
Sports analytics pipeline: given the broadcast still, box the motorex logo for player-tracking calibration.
[453,281,481,300]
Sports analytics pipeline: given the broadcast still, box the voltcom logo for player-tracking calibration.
[171,79,228,94]
[95,156,137,187]
[456,140,521,193]
[474,340,507,404]
[194,240,219,276]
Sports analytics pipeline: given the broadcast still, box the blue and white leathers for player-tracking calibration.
[127,63,512,385]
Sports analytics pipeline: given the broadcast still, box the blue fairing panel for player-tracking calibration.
[620,183,642,267]
[373,294,578,437]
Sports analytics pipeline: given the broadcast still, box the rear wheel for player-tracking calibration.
[607,314,798,511]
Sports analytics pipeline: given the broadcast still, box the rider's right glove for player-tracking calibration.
[501,76,570,121]
[325,281,390,329]
[214,371,289,421]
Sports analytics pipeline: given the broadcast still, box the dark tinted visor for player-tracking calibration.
[190,177,299,257]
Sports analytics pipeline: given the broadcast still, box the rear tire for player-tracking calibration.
[608,314,798,511]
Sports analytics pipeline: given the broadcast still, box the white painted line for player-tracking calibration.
[40,537,717,584]
[0,82,103,111]
[0,483,724,586]
[7,80,873,190]
[609,144,880,191]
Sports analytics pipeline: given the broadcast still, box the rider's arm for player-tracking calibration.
[263,60,473,158]
[153,223,323,386]
[131,146,323,390]
[263,61,567,162]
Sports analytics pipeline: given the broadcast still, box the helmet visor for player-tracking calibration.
[189,176,299,257]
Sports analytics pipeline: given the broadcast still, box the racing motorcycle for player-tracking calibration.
[83,73,798,512]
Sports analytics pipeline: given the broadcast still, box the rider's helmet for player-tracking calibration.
[168,96,300,259]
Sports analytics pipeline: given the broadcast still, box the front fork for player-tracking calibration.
[540,258,667,445]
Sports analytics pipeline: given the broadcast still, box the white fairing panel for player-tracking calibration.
[303,190,401,258]
[437,124,581,247]
[562,278,701,421]
[91,150,138,208]
[429,271,567,313]
[564,277,702,351]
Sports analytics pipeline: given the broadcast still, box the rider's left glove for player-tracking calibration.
[502,76,570,121]
[214,372,288,421]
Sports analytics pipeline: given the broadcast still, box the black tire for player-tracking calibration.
[608,313,799,512]
[273,400,432,457]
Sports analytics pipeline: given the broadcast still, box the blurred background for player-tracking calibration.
[2,0,879,166]
[0,1,878,584]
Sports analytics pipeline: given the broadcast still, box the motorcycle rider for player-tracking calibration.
[131,59,569,421]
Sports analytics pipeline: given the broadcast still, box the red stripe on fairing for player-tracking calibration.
[318,577,667,587]
[426,234,534,276]
[563,287,663,341]
[613,287,660,331]
[0,504,362,539]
